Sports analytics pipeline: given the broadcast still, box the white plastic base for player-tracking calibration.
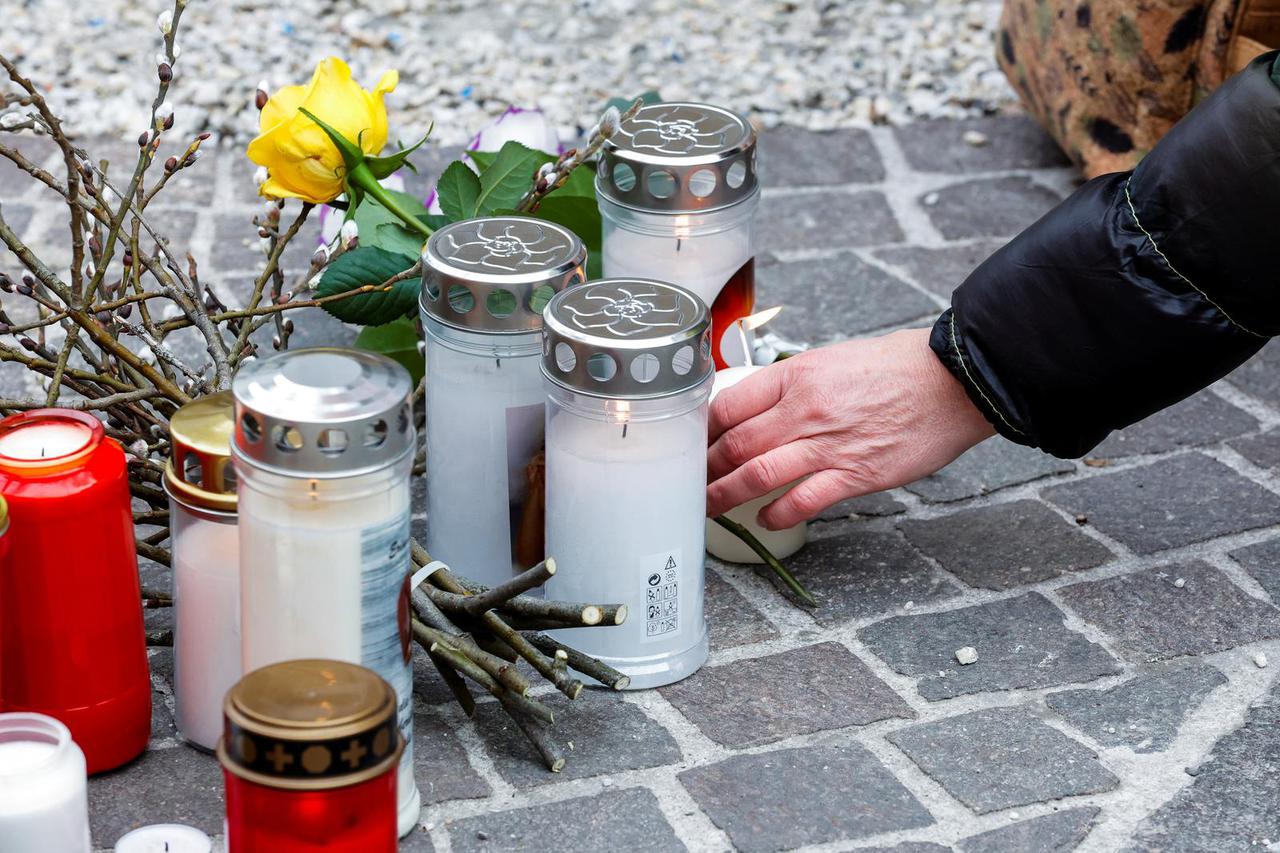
[587,629,709,690]
[397,784,422,839]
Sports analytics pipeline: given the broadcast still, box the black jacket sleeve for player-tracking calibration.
[930,51,1280,459]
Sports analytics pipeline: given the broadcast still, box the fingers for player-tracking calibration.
[758,469,864,530]
[706,440,820,519]
[708,365,785,443]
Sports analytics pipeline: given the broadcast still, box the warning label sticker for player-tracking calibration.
[644,551,681,639]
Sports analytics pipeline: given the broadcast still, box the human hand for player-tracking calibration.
[706,327,995,529]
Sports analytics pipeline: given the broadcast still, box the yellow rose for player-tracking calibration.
[247,57,398,203]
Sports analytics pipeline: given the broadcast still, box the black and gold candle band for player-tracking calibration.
[219,715,401,790]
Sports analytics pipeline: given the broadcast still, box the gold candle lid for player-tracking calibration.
[218,659,402,791]
[165,391,236,513]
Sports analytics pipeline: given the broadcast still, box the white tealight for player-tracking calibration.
[0,713,91,853]
[0,421,92,460]
[114,824,211,853]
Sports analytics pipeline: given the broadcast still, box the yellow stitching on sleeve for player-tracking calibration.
[949,311,1024,435]
[1123,178,1264,338]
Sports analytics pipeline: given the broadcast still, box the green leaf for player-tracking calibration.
[604,90,662,113]
[465,147,554,173]
[356,317,423,385]
[352,192,432,257]
[475,141,547,216]
[299,108,365,174]
[436,161,482,221]
[419,214,452,231]
[531,195,603,279]
[365,124,433,179]
[316,246,418,325]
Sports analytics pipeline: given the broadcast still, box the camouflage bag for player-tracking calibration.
[998,0,1279,176]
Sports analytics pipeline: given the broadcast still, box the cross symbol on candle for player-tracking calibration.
[340,738,368,769]
[264,743,294,773]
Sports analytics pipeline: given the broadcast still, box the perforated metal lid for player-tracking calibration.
[165,391,237,513]
[597,102,758,213]
[421,216,587,334]
[542,278,713,400]
[231,348,414,478]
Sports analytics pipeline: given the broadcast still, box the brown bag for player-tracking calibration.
[999,0,1280,177]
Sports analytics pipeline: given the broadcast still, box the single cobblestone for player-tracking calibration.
[759,190,904,253]
[1043,453,1280,554]
[1092,392,1258,458]
[678,744,934,852]
[905,438,1075,503]
[1058,562,1280,660]
[1229,536,1280,601]
[888,707,1119,814]
[705,568,781,651]
[660,641,914,747]
[872,240,1005,298]
[1228,426,1280,473]
[899,499,1112,590]
[759,126,884,187]
[894,116,1070,173]
[922,176,1061,240]
[1225,339,1280,406]
[818,491,909,520]
[1045,663,1227,752]
[859,593,1121,701]
[957,806,1099,852]
[87,746,224,844]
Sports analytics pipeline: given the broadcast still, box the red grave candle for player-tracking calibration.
[0,409,150,774]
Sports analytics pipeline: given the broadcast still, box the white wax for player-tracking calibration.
[237,467,420,837]
[545,405,708,688]
[0,716,91,853]
[704,366,807,562]
[0,421,92,460]
[425,331,545,588]
[602,219,752,311]
[172,512,240,751]
[114,825,211,853]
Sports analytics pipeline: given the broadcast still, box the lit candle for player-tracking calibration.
[0,410,150,774]
[542,279,715,688]
[0,712,91,853]
[232,348,420,838]
[420,216,586,589]
[114,825,211,853]
[597,102,760,369]
[164,392,240,752]
[704,366,808,563]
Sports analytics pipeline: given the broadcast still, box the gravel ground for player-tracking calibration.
[0,0,1017,145]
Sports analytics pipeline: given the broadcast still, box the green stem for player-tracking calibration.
[712,516,817,608]
[348,162,433,238]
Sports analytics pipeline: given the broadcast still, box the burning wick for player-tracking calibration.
[609,400,631,439]
[724,306,783,369]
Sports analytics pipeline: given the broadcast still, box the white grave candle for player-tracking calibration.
[420,217,586,589]
[232,348,420,839]
[114,825,211,853]
[542,280,715,688]
[0,712,91,853]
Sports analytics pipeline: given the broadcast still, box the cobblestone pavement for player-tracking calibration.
[5,116,1280,853]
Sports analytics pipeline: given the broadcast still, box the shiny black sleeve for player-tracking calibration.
[930,51,1280,459]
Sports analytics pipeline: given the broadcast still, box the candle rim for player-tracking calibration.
[0,408,102,471]
[0,712,72,778]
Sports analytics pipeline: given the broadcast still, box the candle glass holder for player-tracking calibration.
[542,279,715,688]
[232,348,419,837]
[421,216,586,589]
[0,409,149,774]
[218,659,401,853]
[0,712,90,853]
[597,102,759,370]
[164,392,240,752]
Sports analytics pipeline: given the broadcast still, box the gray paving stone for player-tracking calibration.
[785,527,962,628]
[759,126,884,187]
[1125,681,1280,852]
[400,827,436,852]
[894,116,1070,173]
[210,211,315,273]
[957,806,1099,853]
[757,251,937,343]
[88,745,224,844]
[0,133,54,195]
[1046,664,1226,753]
[660,641,914,747]
[0,202,33,242]
[1057,561,1280,661]
[859,593,1120,700]
[819,491,908,520]
[395,144,463,202]
[1042,453,1280,554]
[472,691,680,787]
[705,568,780,651]
[447,787,684,853]
[147,648,177,743]
[679,744,934,852]
[900,500,1113,590]
[906,438,1075,503]
[1228,536,1280,601]
[414,705,492,804]
[759,190,904,253]
[1228,426,1280,472]
[872,240,1006,298]
[1092,392,1258,458]
[1225,339,1280,406]
[924,176,1061,240]
[888,707,1119,814]
[412,643,462,707]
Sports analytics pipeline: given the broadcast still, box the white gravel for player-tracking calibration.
[0,0,1016,145]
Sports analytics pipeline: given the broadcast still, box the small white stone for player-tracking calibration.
[903,600,914,610]
[600,777,613,787]
[962,129,989,147]
[923,192,940,206]
[955,646,978,665]
[1254,652,1269,668]
[1174,577,1186,589]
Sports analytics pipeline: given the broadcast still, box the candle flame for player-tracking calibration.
[740,306,782,332]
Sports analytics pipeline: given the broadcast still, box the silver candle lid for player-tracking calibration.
[231,347,414,478]
[541,278,713,400]
[597,102,758,213]
[421,216,587,334]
